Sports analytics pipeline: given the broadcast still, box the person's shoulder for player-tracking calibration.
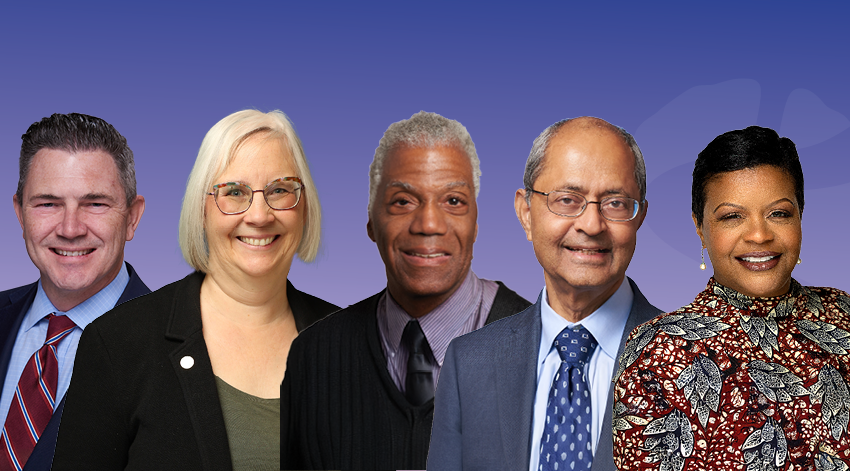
[294,291,383,341]
[295,289,340,314]
[0,282,38,309]
[801,285,850,323]
[453,302,538,351]
[626,277,664,320]
[286,279,341,329]
[490,280,533,316]
[804,285,849,300]
[87,272,200,336]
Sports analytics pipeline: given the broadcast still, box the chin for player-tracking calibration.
[400,278,458,299]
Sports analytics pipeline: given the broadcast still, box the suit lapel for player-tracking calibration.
[592,278,663,471]
[0,284,37,395]
[496,299,541,470]
[165,272,232,471]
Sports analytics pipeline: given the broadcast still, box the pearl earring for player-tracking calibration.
[797,257,802,265]
[700,247,706,271]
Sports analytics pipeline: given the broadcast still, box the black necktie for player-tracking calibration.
[402,320,434,406]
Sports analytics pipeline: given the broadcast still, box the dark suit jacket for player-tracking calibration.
[0,262,150,471]
[52,271,338,471]
[427,278,662,471]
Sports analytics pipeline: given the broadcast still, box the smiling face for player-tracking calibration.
[515,126,645,314]
[204,135,304,282]
[367,145,478,317]
[695,165,802,298]
[13,148,145,311]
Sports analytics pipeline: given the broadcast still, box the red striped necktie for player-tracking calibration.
[0,314,76,471]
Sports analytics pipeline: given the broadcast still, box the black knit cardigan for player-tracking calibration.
[281,282,531,470]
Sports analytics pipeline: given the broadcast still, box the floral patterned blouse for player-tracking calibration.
[613,278,850,471]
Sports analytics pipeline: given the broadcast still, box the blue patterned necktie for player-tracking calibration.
[539,325,598,471]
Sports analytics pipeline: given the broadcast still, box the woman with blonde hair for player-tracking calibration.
[53,109,338,470]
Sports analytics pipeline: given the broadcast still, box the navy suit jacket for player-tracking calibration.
[0,262,150,471]
[428,278,662,471]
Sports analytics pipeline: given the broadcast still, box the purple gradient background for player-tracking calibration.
[1,3,847,313]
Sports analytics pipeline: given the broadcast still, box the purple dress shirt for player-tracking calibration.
[377,270,498,394]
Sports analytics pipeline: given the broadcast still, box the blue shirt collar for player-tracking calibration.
[538,278,633,366]
[25,262,130,332]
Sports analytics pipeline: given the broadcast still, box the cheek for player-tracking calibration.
[701,223,727,255]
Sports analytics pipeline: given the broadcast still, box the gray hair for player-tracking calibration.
[523,117,646,205]
[18,113,137,207]
[368,111,480,212]
[179,109,323,272]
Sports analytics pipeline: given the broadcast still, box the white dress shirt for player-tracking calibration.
[528,279,633,471]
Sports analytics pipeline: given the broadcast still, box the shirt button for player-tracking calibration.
[180,356,194,369]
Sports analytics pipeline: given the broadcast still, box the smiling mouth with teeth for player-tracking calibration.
[53,248,95,257]
[410,252,447,258]
[566,247,610,254]
[740,255,778,263]
[237,236,278,246]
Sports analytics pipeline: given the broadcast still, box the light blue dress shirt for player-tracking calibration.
[0,263,129,428]
[528,279,633,471]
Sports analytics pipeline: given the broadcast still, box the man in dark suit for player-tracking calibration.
[429,117,664,471]
[0,113,148,471]
[282,111,531,470]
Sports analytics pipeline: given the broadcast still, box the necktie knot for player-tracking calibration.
[553,325,597,365]
[401,320,434,406]
[402,320,430,357]
[45,314,76,346]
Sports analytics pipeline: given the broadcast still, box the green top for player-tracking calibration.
[215,376,280,470]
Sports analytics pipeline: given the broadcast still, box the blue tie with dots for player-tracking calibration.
[539,325,598,471]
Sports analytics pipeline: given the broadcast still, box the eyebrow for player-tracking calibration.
[712,198,796,213]
[388,181,414,191]
[445,181,470,190]
[554,185,631,197]
[387,181,470,191]
[29,193,117,202]
[81,193,118,202]
[28,194,61,201]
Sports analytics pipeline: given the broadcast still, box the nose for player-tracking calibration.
[572,202,606,236]
[410,200,448,236]
[744,217,775,244]
[55,205,87,239]
[243,190,275,225]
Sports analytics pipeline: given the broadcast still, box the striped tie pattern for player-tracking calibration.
[0,314,75,471]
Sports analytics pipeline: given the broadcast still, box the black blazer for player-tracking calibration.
[0,262,150,471]
[52,271,338,471]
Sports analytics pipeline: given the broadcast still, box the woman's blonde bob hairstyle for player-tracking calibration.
[179,109,322,272]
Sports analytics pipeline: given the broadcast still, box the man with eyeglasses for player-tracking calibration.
[428,116,663,471]
[0,113,148,471]
[282,111,531,470]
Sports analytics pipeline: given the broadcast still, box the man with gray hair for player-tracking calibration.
[282,111,530,470]
[0,113,148,470]
[428,117,663,471]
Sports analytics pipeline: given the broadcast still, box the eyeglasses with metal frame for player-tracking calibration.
[208,177,304,215]
[526,188,643,222]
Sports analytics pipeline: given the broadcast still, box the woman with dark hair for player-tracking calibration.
[613,126,850,470]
